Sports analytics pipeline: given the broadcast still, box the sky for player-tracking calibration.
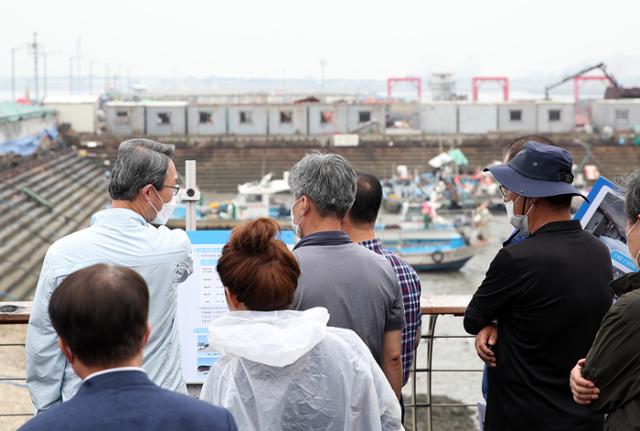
[2,0,640,82]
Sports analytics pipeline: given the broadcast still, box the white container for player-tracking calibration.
[307,104,348,135]
[591,99,640,132]
[421,102,458,134]
[43,95,99,133]
[104,101,145,136]
[267,104,307,135]
[346,104,386,133]
[458,103,498,134]
[497,102,536,133]
[187,104,227,135]
[144,101,188,136]
[536,101,574,133]
[228,105,268,135]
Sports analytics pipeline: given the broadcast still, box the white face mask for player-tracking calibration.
[627,220,640,266]
[508,195,534,236]
[504,200,515,222]
[148,188,178,225]
[290,197,304,238]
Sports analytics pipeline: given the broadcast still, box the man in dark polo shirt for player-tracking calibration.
[464,142,613,431]
[288,152,405,399]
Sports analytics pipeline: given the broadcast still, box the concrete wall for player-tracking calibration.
[308,104,348,135]
[458,103,498,134]
[536,102,574,133]
[145,103,188,136]
[346,104,386,133]
[44,102,97,133]
[591,100,640,132]
[497,102,536,133]
[228,105,268,135]
[267,104,307,135]
[421,103,458,134]
[187,105,227,135]
[104,103,145,136]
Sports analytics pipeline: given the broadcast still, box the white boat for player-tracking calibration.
[233,172,291,220]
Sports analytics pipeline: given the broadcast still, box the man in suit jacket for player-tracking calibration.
[19,264,237,431]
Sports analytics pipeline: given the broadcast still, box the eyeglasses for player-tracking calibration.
[162,185,181,196]
[498,185,509,198]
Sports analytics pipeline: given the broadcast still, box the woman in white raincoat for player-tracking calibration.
[199,218,403,431]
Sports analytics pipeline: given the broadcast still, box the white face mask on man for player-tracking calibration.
[626,219,640,266]
[506,195,534,236]
[147,188,178,225]
[290,196,304,238]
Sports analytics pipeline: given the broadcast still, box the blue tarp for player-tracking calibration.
[0,124,58,156]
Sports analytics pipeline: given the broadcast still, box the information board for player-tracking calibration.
[176,229,295,384]
[574,177,639,279]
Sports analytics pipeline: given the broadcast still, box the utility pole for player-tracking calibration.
[11,45,25,101]
[113,67,119,94]
[42,51,47,99]
[320,58,327,100]
[31,32,40,102]
[76,37,83,92]
[40,49,59,100]
[89,60,97,94]
[119,64,124,93]
[69,56,74,94]
[104,63,109,93]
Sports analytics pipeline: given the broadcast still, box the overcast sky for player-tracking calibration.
[2,0,639,81]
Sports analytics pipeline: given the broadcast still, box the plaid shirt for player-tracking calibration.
[360,238,422,385]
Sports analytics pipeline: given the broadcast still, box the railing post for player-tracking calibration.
[426,314,439,431]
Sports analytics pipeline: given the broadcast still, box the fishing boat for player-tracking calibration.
[377,199,490,271]
[381,165,428,214]
[378,224,488,271]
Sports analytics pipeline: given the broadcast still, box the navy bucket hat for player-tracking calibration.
[484,141,587,200]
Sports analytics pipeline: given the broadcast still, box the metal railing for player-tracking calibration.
[0,296,477,430]
[0,301,31,420]
[405,295,478,431]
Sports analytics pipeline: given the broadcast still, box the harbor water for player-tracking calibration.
[403,212,511,429]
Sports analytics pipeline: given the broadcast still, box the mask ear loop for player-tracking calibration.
[627,218,640,268]
[517,196,527,216]
[146,194,161,219]
[524,197,536,216]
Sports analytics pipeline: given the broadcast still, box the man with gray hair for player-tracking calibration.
[26,139,193,413]
[289,152,405,399]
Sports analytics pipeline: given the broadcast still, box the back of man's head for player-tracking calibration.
[49,264,149,367]
[500,139,575,213]
[288,152,357,219]
[348,173,382,225]
[109,139,175,201]
[504,135,554,162]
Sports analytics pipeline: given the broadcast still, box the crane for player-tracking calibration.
[544,63,617,99]
[544,62,640,100]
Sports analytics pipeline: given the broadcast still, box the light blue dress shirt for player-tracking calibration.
[25,208,193,412]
